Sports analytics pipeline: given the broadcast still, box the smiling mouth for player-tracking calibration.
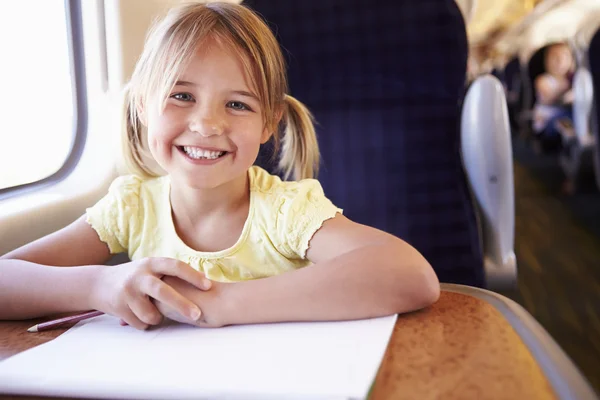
[177,146,229,160]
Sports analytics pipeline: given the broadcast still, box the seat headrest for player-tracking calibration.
[590,28,600,65]
[528,45,552,83]
[243,0,467,105]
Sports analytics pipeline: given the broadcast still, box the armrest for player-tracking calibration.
[460,75,517,290]
[441,283,598,400]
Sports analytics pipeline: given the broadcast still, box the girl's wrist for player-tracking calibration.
[85,265,111,312]
[219,282,244,326]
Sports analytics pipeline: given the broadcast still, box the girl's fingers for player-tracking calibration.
[128,293,164,326]
[150,258,212,290]
[119,306,149,331]
[140,276,202,321]
[154,299,195,324]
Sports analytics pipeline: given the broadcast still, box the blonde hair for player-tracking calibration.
[123,2,319,180]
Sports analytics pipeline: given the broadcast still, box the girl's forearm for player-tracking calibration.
[224,242,439,325]
[0,259,104,320]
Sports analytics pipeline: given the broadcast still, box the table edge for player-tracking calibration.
[440,283,598,400]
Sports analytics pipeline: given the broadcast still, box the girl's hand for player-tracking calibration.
[154,276,231,328]
[562,89,574,104]
[92,257,212,330]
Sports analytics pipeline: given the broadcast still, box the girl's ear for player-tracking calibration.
[260,128,273,144]
[261,108,284,144]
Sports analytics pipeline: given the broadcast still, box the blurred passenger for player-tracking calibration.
[533,43,575,139]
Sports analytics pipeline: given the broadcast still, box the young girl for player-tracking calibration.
[533,43,575,139]
[0,2,439,330]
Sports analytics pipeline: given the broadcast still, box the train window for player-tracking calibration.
[0,0,85,192]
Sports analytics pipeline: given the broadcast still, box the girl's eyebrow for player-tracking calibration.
[231,90,259,101]
[174,80,259,101]
[175,80,197,87]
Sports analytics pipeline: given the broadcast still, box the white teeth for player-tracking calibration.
[182,146,225,160]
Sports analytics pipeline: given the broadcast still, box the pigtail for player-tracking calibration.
[279,95,320,181]
[120,85,156,177]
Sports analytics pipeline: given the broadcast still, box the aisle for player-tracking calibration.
[501,141,600,393]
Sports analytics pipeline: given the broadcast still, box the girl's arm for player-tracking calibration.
[0,216,113,319]
[536,75,571,105]
[220,215,439,325]
[0,216,209,327]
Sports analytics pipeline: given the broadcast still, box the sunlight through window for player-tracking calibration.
[0,1,74,190]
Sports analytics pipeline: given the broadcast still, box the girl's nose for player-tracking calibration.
[189,114,225,137]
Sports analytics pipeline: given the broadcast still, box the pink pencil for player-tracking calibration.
[27,310,104,333]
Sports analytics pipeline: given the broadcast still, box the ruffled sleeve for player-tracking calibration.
[274,179,342,259]
[85,175,142,254]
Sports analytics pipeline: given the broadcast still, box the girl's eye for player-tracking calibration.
[171,93,194,102]
[227,101,252,111]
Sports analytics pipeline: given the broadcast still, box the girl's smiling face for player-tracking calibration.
[145,39,271,190]
[545,44,573,77]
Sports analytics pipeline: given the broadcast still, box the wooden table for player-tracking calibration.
[0,289,559,400]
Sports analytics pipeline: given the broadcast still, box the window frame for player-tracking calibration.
[0,0,88,199]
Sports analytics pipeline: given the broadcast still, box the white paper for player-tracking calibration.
[0,314,397,399]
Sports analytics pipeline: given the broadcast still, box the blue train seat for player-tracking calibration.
[248,0,484,287]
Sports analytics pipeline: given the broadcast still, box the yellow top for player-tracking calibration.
[86,166,342,282]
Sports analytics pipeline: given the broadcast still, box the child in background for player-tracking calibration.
[533,42,575,140]
[0,2,439,329]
